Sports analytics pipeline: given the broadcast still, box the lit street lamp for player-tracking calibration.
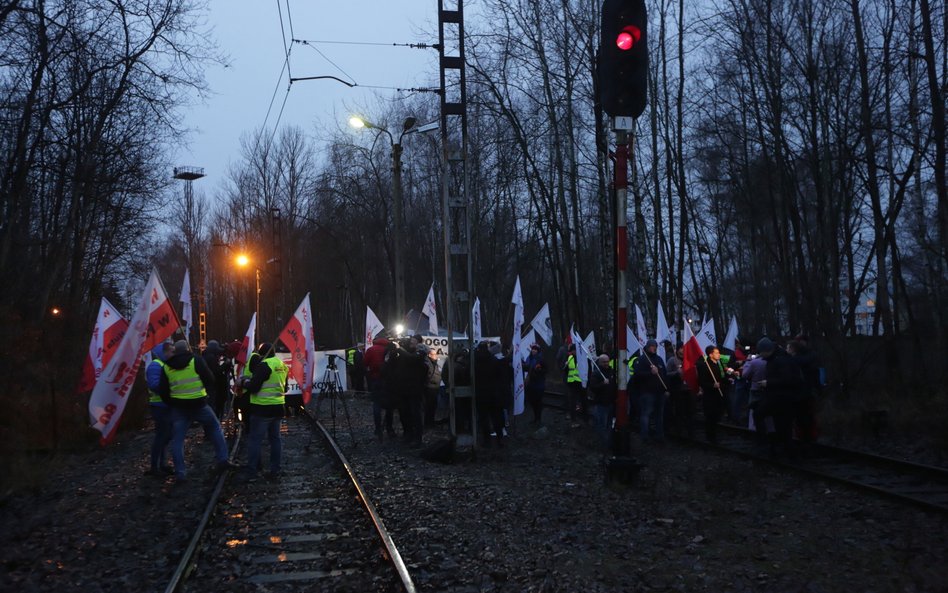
[349,115,431,322]
[235,253,261,328]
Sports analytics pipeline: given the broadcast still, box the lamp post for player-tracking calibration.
[235,253,260,329]
[349,115,422,321]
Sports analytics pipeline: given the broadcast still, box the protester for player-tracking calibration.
[564,343,584,427]
[741,351,769,441]
[669,344,695,437]
[523,343,547,425]
[587,354,615,449]
[474,342,505,447]
[633,339,669,443]
[491,341,513,438]
[158,340,235,481]
[696,345,729,443]
[239,342,288,481]
[144,340,173,477]
[422,344,442,429]
[756,337,805,458]
[202,340,230,419]
[347,342,366,392]
[364,335,391,440]
[391,337,427,447]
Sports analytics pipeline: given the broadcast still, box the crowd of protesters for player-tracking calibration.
[142,325,824,483]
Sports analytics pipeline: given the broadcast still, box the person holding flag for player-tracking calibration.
[144,340,174,476]
[696,345,731,443]
[239,342,289,481]
[633,339,670,443]
[157,340,235,481]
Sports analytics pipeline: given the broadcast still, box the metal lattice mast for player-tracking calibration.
[439,0,476,449]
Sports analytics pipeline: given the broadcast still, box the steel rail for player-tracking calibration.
[163,425,243,593]
[305,409,418,593]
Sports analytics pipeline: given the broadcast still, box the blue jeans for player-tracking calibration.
[170,404,230,478]
[246,414,283,475]
[639,392,666,441]
[149,404,172,470]
[590,403,613,450]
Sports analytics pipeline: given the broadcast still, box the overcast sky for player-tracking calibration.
[172,1,439,196]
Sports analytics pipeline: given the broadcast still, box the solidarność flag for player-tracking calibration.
[76,297,128,394]
[279,294,316,403]
[89,270,179,445]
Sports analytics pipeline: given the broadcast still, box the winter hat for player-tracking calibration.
[417,344,430,355]
[205,340,222,354]
[756,337,775,355]
[597,354,610,364]
[645,339,658,349]
[173,340,190,354]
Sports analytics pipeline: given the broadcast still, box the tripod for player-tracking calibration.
[313,354,357,446]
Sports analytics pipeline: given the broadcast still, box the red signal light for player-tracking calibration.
[616,25,641,50]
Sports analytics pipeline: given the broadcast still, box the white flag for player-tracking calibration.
[511,275,525,415]
[583,331,597,358]
[89,270,176,444]
[511,276,523,309]
[472,298,482,343]
[365,306,385,350]
[180,269,192,339]
[635,304,649,346]
[529,302,553,346]
[723,315,738,352]
[570,326,589,387]
[655,301,671,363]
[519,328,536,362]
[697,316,717,352]
[422,283,439,335]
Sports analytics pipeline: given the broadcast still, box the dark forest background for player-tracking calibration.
[1,0,945,452]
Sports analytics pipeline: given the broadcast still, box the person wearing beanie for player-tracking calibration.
[633,339,669,443]
[563,343,584,426]
[202,340,230,419]
[157,340,236,481]
[757,338,806,458]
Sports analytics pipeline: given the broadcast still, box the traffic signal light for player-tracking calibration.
[599,0,648,118]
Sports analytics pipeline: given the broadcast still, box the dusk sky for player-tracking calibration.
[173,1,440,196]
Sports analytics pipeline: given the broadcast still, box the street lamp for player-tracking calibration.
[235,253,261,326]
[349,115,422,322]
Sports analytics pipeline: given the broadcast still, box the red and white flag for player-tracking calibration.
[511,275,525,415]
[89,270,179,444]
[279,294,316,403]
[365,306,384,348]
[681,319,704,394]
[76,297,128,394]
[235,312,257,378]
[422,283,439,335]
[723,315,745,362]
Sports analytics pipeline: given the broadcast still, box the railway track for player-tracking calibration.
[692,422,948,514]
[166,412,415,593]
[543,389,948,513]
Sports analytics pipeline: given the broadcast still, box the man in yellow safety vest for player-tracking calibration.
[239,342,289,482]
[158,340,236,482]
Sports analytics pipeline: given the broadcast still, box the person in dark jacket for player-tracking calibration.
[633,339,670,443]
[696,345,729,443]
[202,340,231,419]
[788,337,820,445]
[523,343,547,425]
[474,342,504,447]
[758,337,805,458]
[390,338,427,446]
[587,354,615,449]
[158,340,235,481]
[239,342,288,481]
[144,340,174,476]
[422,345,442,429]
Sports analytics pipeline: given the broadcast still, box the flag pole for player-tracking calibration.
[642,351,669,392]
[701,355,726,399]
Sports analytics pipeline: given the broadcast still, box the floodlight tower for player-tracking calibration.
[173,165,207,347]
